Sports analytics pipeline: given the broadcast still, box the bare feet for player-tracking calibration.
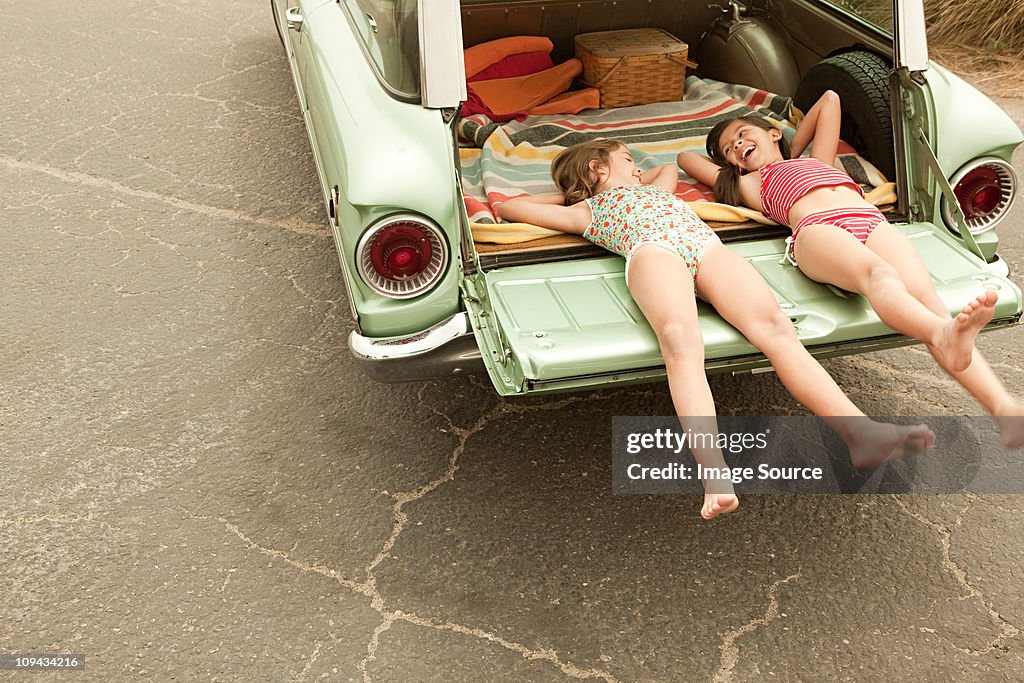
[701,492,739,520]
[848,420,935,470]
[934,290,998,373]
[994,401,1024,449]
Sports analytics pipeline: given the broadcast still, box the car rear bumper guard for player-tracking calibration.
[348,312,483,382]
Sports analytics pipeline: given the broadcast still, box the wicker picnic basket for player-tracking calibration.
[575,29,697,108]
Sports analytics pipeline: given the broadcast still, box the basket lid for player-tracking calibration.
[574,29,688,57]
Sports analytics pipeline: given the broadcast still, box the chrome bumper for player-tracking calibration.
[348,312,484,382]
[986,255,1011,278]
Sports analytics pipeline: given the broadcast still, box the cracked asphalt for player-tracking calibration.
[2,1,1023,680]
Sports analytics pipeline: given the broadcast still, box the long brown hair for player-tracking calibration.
[551,139,624,205]
[705,116,791,206]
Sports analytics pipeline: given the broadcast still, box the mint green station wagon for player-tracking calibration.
[271,0,1022,395]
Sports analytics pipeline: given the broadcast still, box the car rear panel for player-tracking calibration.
[466,224,1022,395]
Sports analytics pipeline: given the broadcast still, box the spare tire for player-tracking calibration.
[794,50,895,180]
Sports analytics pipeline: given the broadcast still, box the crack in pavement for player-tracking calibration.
[712,572,802,682]
[893,496,1021,655]
[358,392,622,682]
[0,155,327,238]
[177,506,371,595]
[289,639,322,682]
[390,609,621,682]
[176,390,623,682]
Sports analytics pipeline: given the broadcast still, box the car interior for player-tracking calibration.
[455,0,899,270]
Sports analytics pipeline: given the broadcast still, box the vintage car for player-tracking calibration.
[271,0,1022,395]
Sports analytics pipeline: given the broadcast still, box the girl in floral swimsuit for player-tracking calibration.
[678,91,1024,449]
[499,138,935,521]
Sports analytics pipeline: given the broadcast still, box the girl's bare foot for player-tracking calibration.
[994,401,1024,449]
[701,492,739,520]
[935,290,998,372]
[848,421,935,470]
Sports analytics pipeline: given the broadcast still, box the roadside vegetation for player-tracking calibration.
[926,0,1024,98]
[836,0,1024,98]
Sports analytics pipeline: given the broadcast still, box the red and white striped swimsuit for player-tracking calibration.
[759,157,885,264]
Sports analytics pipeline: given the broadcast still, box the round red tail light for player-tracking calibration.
[370,224,432,279]
[356,216,447,298]
[943,158,1017,235]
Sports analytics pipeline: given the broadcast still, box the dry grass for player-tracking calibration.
[924,0,1024,98]
[836,0,1024,98]
[929,43,1024,100]
[924,0,1024,52]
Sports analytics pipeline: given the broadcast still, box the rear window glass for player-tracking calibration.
[343,0,420,98]
[822,0,893,33]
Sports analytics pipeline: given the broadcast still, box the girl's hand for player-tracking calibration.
[790,90,841,164]
[641,164,680,193]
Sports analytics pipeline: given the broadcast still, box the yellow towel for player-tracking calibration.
[865,182,897,206]
[470,222,563,244]
[689,202,776,225]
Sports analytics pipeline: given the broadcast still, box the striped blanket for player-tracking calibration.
[460,76,892,243]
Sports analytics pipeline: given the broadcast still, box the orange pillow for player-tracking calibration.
[464,36,554,79]
[469,59,583,117]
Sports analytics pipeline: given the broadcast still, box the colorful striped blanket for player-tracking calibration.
[459,77,892,243]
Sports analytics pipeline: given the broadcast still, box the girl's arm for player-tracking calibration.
[496,194,590,235]
[641,164,680,193]
[676,151,722,187]
[789,90,841,165]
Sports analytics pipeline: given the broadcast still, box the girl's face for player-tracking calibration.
[717,120,784,172]
[591,146,642,189]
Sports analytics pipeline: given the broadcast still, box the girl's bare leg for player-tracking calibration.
[695,240,934,468]
[794,223,995,373]
[863,225,1024,448]
[627,245,738,519]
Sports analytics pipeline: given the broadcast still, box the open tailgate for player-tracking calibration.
[464,224,1022,395]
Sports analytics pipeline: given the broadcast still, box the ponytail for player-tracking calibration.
[713,164,742,206]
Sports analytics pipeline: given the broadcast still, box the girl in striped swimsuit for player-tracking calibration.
[499,139,936,520]
[678,91,1024,448]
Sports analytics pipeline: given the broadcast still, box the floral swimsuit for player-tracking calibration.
[583,184,718,286]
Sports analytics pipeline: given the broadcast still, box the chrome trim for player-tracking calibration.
[329,186,339,226]
[418,0,466,108]
[349,312,484,381]
[895,0,929,72]
[273,0,361,327]
[336,0,420,103]
[941,157,1018,235]
[355,214,449,299]
[985,255,1011,279]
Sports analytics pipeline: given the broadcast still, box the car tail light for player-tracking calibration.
[356,215,448,298]
[942,158,1017,235]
